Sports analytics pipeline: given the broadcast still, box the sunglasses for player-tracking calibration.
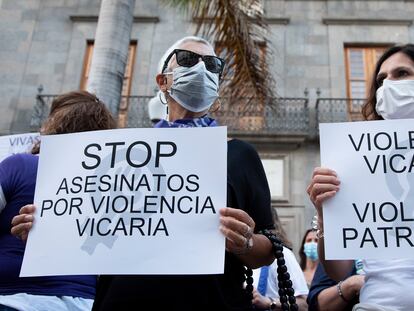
[162,49,225,76]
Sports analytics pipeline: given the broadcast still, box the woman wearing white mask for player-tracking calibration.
[90,36,298,311]
[307,44,414,311]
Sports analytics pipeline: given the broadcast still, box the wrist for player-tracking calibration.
[312,215,324,239]
[233,234,254,256]
[337,280,352,303]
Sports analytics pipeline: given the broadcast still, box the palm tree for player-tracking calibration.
[87,0,136,117]
[164,0,274,106]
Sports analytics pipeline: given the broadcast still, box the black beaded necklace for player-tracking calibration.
[245,229,299,311]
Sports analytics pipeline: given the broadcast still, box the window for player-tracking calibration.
[345,46,388,99]
[80,40,137,96]
[80,40,137,127]
[261,155,290,202]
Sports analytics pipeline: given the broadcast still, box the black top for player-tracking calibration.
[307,263,358,311]
[92,139,274,311]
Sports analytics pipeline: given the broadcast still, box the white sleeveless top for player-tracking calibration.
[360,259,414,310]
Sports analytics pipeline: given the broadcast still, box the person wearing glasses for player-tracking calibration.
[90,36,276,311]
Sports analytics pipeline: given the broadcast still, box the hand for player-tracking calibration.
[306,167,340,215]
[219,207,255,255]
[342,275,365,299]
[11,204,36,241]
[252,288,274,309]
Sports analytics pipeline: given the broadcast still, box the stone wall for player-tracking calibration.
[1,0,414,254]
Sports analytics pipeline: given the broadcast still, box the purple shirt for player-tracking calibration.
[0,153,96,299]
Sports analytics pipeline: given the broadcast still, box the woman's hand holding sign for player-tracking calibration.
[306,168,354,281]
[219,207,273,268]
[11,204,36,242]
[307,167,341,216]
[220,207,255,254]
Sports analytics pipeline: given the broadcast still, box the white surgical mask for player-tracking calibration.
[167,62,219,113]
[376,79,414,119]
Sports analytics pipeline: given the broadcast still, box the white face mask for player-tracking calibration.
[167,62,219,113]
[376,79,414,119]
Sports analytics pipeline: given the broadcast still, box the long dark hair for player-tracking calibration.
[299,229,313,271]
[32,91,116,154]
[362,44,414,120]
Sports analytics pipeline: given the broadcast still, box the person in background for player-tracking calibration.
[307,44,414,311]
[147,90,167,124]
[1,91,116,311]
[308,262,364,311]
[299,229,319,287]
[251,217,308,310]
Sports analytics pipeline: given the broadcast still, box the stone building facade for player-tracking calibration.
[1,0,414,254]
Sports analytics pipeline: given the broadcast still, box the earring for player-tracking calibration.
[158,91,167,105]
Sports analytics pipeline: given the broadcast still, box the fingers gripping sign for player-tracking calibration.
[219,207,255,255]
[11,204,36,242]
[306,167,341,213]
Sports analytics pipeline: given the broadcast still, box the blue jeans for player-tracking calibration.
[0,305,18,311]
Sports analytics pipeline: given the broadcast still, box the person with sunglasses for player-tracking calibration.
[91,36,276,311]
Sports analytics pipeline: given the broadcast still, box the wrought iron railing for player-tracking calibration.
[31,92,368,138]
[316,98,365,123]
[212,97,309,135]
[124,96,154,128]
[31,94,310,136]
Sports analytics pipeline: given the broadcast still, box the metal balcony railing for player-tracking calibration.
[212,97,309,135]
[316,98,365,123]
[31,88,368,139]
[31,94,310,136]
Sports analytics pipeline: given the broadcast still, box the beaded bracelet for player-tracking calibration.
[337,280,350,302]
[312,215,324,239]
[244,229,298,311]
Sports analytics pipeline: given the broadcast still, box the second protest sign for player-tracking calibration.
[320,119,414,260]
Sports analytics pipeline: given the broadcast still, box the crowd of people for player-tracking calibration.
[0,36,413,310]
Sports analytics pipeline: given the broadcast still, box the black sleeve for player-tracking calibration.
[227,140,274,232]
[308,263,357,311]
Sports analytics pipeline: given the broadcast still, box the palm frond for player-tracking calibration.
[164,0,275,109]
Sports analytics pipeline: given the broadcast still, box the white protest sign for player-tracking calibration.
[20,127,227,276]
[320,119,414,260]
[0,133,40,162]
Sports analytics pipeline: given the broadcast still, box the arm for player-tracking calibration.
[0,155,20,216]
[317,275,364,311]
[317,234,354,281]
[306,167,354,281]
